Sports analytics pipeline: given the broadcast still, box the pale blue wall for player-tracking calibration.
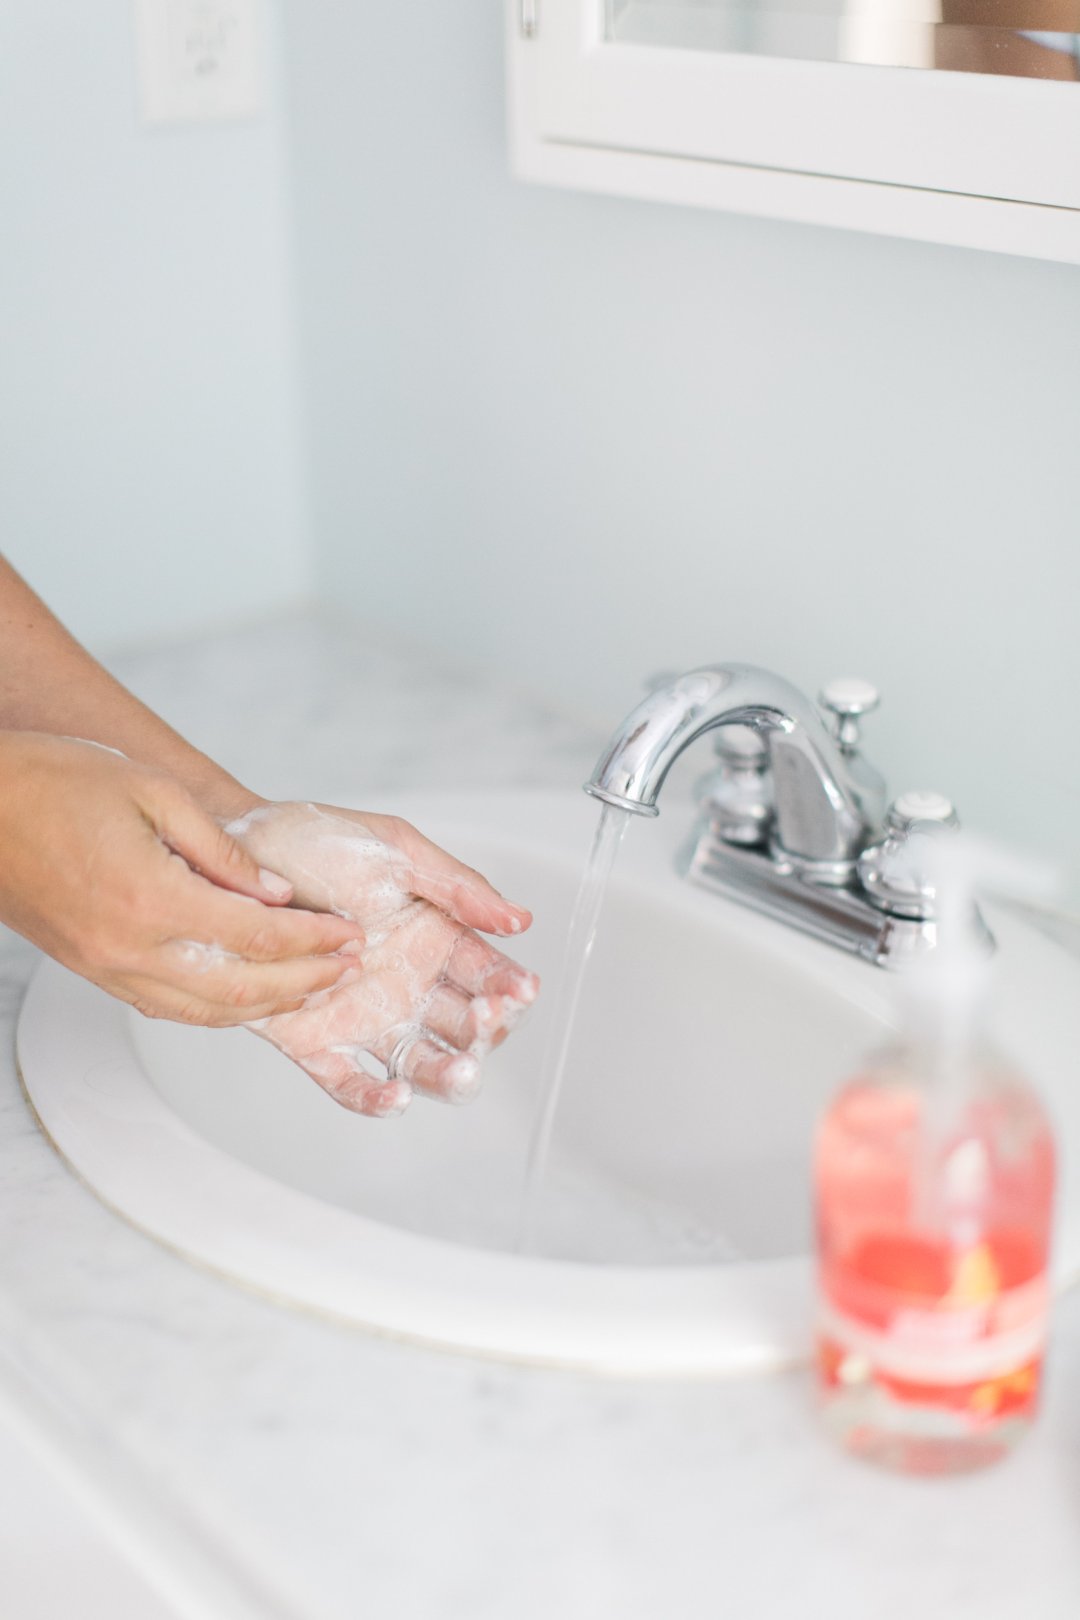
[0,1,309,648]
[283,3,1080,891]
[4,4,1077,888]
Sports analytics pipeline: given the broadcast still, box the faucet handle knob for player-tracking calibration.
[886,789,958,833]
[696,725,773,847]
[819,677,880,753]
[713,723,769,765]
[858,790,960,918]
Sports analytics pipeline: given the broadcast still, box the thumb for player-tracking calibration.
[149,786,294,905]
[385,820,531,937]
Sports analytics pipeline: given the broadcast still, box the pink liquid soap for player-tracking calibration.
[815,1053,1055,1474]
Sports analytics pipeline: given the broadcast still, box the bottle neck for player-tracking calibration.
[897,953,993,1082]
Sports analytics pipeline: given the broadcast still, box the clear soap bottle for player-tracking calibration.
[814,841,1056,1475]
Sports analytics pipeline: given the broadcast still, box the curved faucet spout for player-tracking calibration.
[585,664,877,871]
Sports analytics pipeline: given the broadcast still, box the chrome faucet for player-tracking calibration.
[585,664,971,967]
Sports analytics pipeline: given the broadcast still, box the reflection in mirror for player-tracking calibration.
[607,0,1080,77]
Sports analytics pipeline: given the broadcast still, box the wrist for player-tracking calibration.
[184,764,268,825]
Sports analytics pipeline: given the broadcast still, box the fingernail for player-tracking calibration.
[497,994,529,1031]
[445,1053,483,1105]
[258,867,292,900]
[333,964,364,987]
[371,1083,413,1119]
[495,914,529,938]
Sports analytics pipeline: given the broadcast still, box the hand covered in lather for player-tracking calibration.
[226,801,539,1117]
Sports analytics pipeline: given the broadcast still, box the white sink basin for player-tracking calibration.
[17,793,1080,1375]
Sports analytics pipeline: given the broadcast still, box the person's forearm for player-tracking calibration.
[0,559,260,820]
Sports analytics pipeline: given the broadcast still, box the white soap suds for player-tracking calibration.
[172,939,238,973]
[224,798,536,1117]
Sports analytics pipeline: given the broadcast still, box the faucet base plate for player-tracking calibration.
[682,821,937,968]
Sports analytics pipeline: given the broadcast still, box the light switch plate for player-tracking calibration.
[134,0,261,124]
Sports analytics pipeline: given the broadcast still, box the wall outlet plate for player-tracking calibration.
[134,0,261,124]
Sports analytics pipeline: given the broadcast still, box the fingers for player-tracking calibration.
[386,1031,482,1105]
[443,929,540,1004]
[421,982,485,1050]
[271,1013,487,1115]
[422,981,528,1056]
[290,1045,413,1118]
[347,1023,483,1106]
[172,873,364,963]
[147,784,295,906]
[380,818,532,938]
[161,941,358,1017]
[119,974,312,1030]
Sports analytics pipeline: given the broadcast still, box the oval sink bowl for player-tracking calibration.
[17,792,1080,1377]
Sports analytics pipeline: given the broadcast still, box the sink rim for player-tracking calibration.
[16,791,1080,1378]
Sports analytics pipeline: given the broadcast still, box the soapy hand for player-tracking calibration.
[0,734,365,1025]
[225,801,539,1117]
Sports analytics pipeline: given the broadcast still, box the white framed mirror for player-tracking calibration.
[509,0,1080,259]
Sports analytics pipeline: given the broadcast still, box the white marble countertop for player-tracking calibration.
[1,613,1078,1620]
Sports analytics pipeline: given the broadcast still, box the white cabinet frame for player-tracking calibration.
[508,1,1080,262]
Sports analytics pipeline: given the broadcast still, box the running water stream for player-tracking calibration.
[516,803,632,1254]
